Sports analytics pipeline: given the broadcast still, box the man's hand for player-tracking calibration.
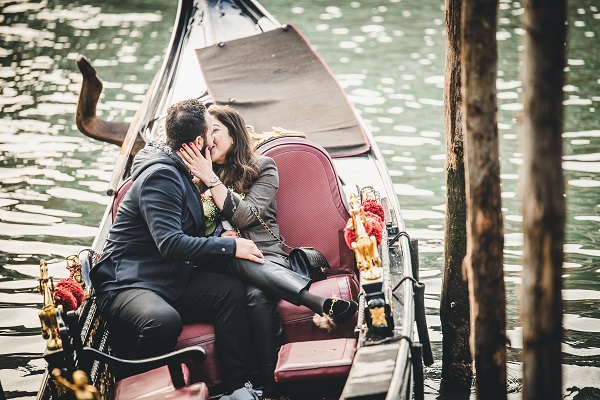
[235,238,264,264]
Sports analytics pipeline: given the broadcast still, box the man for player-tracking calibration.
[91,99,263,399]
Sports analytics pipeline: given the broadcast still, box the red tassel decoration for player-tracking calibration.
[365,211,383,246]
[361,200,385,222]
[54,278,85,311]
[343,212,384,248]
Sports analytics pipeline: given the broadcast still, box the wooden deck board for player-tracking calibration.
[340,342,400,399]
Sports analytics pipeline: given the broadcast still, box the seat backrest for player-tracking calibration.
[258,138,354,275]
[111,177,133,223]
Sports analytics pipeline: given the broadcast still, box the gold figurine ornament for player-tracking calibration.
[52,369,100,400]
[66,254,89,298]
[66,255,83,285]
[360,186,378,203]
[37,260,62,350]
[348,194,382,280]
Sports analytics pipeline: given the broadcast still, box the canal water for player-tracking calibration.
[0,0,598,398]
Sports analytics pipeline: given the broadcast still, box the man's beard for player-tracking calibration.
[200,142,209,155]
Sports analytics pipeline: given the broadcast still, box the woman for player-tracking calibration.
[178,105,357,398]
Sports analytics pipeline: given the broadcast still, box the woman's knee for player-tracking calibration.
[246,285,277,308]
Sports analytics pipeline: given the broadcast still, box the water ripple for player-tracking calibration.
[0,209,62,225]
[0,221,97,238]
[0,239,85,258]
[564,314,600,333]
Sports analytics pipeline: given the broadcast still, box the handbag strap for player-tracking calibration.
[248,206,294,251]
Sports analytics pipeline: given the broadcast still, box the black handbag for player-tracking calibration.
[247,206,330,281]
[288,247,330,281]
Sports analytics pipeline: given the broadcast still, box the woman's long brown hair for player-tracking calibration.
[208,105,259,194]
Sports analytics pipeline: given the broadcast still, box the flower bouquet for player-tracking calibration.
[201,189,245,235]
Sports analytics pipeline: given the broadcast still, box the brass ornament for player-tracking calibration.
[348,193,382,280]
[369,306,388,327]
[360,186,378,202]
[248,125,306,148]
[66,254,89,298]
[37,260,62,350]
[52,369,101,400]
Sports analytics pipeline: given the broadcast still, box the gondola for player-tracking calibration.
[34,0,432,399]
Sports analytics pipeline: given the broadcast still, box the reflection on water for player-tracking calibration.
[0,0,598,399]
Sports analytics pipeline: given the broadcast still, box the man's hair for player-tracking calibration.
[165,99,208,150]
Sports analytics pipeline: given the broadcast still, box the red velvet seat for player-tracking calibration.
[112,177,133,219]
[113,365,209,400]
[109,138,358,387]
[258,137,359,342]
[257,137,355,276]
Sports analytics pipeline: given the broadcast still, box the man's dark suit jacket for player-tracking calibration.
[91,142,236,301]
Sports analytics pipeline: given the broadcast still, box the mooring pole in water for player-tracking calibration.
[461,0,507,399]
[440,0,473,392]
[520,1,566,399]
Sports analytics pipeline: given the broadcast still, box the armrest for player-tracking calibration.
[82,346,206,388]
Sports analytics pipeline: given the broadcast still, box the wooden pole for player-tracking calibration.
[440,0,472,392]
[461,0,507,399]
[520,1,566,399]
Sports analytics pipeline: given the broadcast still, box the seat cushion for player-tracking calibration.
[274,338,357,383]
[113,365,209,400]
[111,177,133,223]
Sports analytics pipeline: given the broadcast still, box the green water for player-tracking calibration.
[0,1,598,398]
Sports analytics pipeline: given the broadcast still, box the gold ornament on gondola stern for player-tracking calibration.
[66,254,89,298]
[346,193,382,280]
[37,259,62,351]
[52,368,101,400]
[248,125,306,148]
[360,186,378,203]
[369,306,387,326]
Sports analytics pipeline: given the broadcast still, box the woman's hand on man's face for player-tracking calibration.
[178,141,215,186]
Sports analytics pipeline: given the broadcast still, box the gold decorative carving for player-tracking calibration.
[347,194,382,280]
[369,307,388,326]
[37,260,62,350]
[361,186,378,202]
[52,369,100,400]
[248,125,306,148]
[85,317,101,347]
[98,365,114,399]
[66,254,89,298]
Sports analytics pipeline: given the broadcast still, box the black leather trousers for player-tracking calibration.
[229,255,311,305]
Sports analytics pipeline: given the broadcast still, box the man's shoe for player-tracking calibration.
[219,382,262,400]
